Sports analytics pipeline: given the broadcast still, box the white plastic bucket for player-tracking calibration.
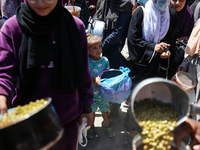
[174,71,197,104]
[175,71,196,91]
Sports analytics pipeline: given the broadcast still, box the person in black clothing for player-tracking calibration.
[125,0,178,132]
[93,0,133,121]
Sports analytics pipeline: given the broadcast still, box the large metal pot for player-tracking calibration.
[0,97,64,150]
[130,77,200,132]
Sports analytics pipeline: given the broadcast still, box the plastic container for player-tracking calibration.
[174,71,197,104]
[65,6,81,18]
[175,71,196,91]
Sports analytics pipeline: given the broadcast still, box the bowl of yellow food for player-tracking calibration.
[130,78,191,150]
[0,97,63,150]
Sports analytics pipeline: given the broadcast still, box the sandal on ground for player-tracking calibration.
[101,120,113,128]
[87,128,95,139]
[106,127,116,138]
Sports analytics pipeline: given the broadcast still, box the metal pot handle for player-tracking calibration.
[190,103,200,115]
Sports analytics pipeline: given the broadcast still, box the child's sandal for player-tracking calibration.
[106,127,116,138]
[87,128,95,139]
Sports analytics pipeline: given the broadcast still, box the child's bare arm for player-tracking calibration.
[91,76,101,86]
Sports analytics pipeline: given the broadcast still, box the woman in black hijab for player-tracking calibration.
[0,0,94,149]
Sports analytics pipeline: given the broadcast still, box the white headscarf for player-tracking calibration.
[142,0,170,43]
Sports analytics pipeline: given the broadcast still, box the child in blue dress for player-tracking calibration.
[87,33,116,138]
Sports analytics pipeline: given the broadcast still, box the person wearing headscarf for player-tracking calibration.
[170,0,194,38]
[93,0,133,121]
[170,0,194,81]
[0,0,93,149]
[124,0,178,132]
[127,0,178,83]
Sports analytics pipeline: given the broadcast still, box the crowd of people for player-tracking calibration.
[0,0,200,149]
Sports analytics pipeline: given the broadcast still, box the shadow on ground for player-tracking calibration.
[78,103,133,150]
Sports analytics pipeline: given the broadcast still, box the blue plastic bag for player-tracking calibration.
[96,67,132,104]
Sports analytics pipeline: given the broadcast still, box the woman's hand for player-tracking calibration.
[155,42,170,53]
[0,95,7,114]
[89,5,95,9]
[173,118,200,150]
[160,50,171,59]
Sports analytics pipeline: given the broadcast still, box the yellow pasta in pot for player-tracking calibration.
[0,99,48,129]
[134,99,178,150]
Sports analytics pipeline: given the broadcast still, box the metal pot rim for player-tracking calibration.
[0,97,52,130]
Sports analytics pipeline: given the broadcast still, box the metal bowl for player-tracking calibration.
[0,97,64,150]
[130,77,190,132]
